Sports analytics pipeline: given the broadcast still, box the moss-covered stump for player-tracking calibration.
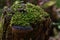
[2,1,52,40]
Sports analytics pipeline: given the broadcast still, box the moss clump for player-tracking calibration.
[10,1,50,27]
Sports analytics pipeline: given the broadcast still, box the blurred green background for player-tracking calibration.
[56,0,60,8]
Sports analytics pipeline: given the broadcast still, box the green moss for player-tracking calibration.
[10,1,50,27]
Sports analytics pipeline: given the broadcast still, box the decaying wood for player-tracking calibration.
[12,27,32,40]
[31,17,52,40]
